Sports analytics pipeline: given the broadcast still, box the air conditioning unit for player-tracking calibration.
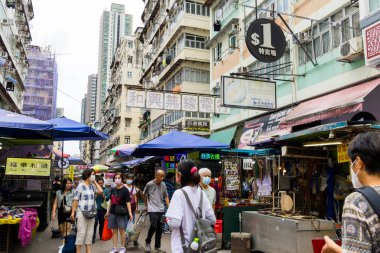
[0,51,8,58]
[229,24,239,35]
[238,66,248,73]
[281,146,328,159]
[1,18,14,26]
[15,3,23,10]
[339,36,363,62]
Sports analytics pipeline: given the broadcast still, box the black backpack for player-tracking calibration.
[180,189,217,253]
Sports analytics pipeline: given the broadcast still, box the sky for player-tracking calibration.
[30,0,145,155]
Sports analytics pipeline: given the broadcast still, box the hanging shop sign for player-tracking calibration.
[245,18,287,63]
[184,119,210,132]
[238,108,292,149]
[5,158,51,177]
[221,76,276,110]
[337,143,350,163]
[163,154,187,169]
[224,161,240,191]
[363,20,380,69]
[200,152,221,161]
[68,165,75,180]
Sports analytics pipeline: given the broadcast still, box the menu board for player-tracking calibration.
[5,158,51,177]
[224,161,240,191]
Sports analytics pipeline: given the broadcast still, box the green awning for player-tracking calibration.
[209,126,237,145]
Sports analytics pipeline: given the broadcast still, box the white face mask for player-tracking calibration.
[350,159,363,188]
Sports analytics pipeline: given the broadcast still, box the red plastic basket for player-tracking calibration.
[214,220,223,233]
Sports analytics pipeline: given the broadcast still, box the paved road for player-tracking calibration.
[13,219,230,253]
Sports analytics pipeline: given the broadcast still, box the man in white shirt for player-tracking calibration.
[199,168,216,211]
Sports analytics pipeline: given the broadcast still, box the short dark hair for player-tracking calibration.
[96,177,104,183]
[113,172,125,182]
[348,132,380,175]
[54,176,60,181]
[166,172,175,179]
[82,168,94,181]
[178,159,200,187]
[126,174,134,179]
[61,178,73,191]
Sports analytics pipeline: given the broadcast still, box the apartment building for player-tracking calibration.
[138,0,212,142]
[205,0,380,147]
[99,28,144,163]
[0,0,34,112]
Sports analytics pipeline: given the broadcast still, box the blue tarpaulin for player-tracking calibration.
[121,156,157,168]
[48,117,109,141]
[0,109,53,140]
[132,130,229,156]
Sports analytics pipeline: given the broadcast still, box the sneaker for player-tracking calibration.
[163,230,171,234]
[145,243,151,252]
[118,248,126,253]
[154,248,166,253]
[109,247,118,253]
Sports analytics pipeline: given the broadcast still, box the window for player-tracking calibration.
[125,136,130,144]
[184,34,206,49]
[214,42,222,61]
[128,40,133,48]
[185,1,210,16]
[369,0,380,13]
[125,118,131,127]
[127,71,132,78]
[229,34,237,49]
[128,56,133,64]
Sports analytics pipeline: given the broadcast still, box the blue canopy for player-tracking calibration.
[48,117,109,141]
[0,109,53,140]
[132,130,229,156]
[121,156,157,168]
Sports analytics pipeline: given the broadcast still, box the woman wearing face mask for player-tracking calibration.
[124,174,138,221]
[198,168,216,211]
[106,172,133,253]
[52,178,75,247]
[322,132,380,253]
[71,169,103,253]
[92,177,110,243]
[166,160,216,252]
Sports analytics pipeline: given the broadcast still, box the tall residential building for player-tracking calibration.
[81,94,87,124]
[0,1,34,112]
[99,28,144,163]
[85,74,97,124]
[205,0,380,149]
[23,46,58,120]
[138,0,212,142]
[96,3,133,121]
[56,107,64,118]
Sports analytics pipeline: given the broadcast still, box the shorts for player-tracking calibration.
[108,213,128,229]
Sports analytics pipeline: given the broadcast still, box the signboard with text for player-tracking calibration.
[184,120,210,132]
[6,158,51,177]
[163,154,187,170]
[200,152,221,161]
[337,143,350,163]
[363,20,380,68]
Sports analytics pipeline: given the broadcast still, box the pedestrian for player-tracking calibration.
[322,132,380,253]
[124,174,138,221]
[163,172,176,233]
[92,177,110,243]
[166,160,216,253]
[51,176,61,202]
[51,178,75,247]
[106,172,133,253]
[143,169,170,253]
[198,168,216,211]
[71,169,103,253]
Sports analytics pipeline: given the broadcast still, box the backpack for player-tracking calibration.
[180,189,217,253]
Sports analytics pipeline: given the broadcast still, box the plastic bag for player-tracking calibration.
[101,218,113,241]
[126,221,134,235]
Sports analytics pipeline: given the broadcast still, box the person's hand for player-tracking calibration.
[105,212,109,218]
[129,213,133,221]
[321,236,342,253]
[70,213,75,221]
[51,213,56,221]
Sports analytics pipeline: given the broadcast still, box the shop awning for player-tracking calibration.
[221,148,279,156]
[280,78,380,127]
[121,156,157,168]
[209,126,237,145]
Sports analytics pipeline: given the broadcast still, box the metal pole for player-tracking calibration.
[61,139,64,180]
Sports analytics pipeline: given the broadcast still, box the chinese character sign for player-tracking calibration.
[337,143,350,163]
[182,95,198,112]
[200,152,221,160]
[215,98,231,114]
[199,97,214,113]
[127,90,145,108]
[6,158,51,176]
[146,91,164,109]
[164,93,181,110]
[364,20,380,63]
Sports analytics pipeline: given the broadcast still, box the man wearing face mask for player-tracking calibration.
[199,168,216,211]
[322,132,380,253]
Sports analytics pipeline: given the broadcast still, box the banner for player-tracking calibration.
[182,95,198,112]
[6,158,51,177]
[337,143,350,163]
[164,93,181,110]
[68,165,75,180]
[127,90,145,108]
[146,91,164,109]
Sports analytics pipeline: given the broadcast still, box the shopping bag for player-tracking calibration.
[126,221,134,235]
[101,218,113,241]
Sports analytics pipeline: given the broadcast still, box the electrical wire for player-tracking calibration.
[57,88,82,104]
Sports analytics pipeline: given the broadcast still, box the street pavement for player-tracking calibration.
[12,219,231,253]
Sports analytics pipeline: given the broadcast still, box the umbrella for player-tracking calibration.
[110,144,137,154]
[121,156,157,168]
[132,130,230,156]
[92,164,109,172]
[112,144,138,157]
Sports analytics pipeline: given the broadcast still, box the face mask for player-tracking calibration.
[202,176,211,185]
[115,178,122,185]
[90,175,96,182]
[126,180,133,185]
[350,159,363,188]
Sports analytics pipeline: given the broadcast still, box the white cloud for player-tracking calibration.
[30,0,144,156]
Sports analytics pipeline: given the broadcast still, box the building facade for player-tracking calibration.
[206,0,379,147]
[99,28,144,163]
[56,107,64,118]
[85,74,97,124]
[0,0,34,112]
[96,3,133,121]
[138,0,212,142]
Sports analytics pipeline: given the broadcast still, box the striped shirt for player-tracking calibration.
[342,186,380,253]
[73,183,96,211]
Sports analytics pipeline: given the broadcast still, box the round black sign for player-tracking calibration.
[245,18,286,63]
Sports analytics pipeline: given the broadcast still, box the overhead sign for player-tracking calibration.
[58,158,70,169]
[245,18,287,63]
[363,20,380,68]
[184,120,210,132]
[200,152,221,161]
[337,143,350,163]
[221,76,276,110]
[6,158,51,177]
